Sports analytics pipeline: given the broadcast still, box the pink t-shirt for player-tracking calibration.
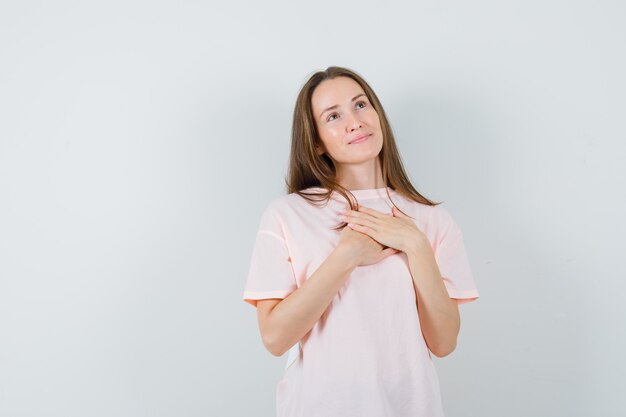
[242,186,479,417]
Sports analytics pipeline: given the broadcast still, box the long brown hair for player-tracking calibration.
[285,66,441,229]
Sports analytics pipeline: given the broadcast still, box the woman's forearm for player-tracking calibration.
[266,247,358,356]
[404,238,460,357]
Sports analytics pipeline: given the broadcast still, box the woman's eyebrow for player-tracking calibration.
[320,93,366,119]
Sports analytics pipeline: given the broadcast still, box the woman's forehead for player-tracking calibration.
[311,77,366,114]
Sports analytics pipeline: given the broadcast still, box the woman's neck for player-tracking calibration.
[334,158,385,190]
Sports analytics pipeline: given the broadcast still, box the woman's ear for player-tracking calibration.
[315,145,325,156]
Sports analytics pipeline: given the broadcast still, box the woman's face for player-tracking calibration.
[311,76,384,167]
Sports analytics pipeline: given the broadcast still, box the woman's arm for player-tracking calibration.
[338,204,462,357]
[256,246,358,357]
[404,236,460,358]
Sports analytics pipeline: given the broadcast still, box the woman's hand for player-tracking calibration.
[339,205,427,253]
[336,224,400,267]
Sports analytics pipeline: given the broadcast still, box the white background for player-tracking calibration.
[1,1,625,416]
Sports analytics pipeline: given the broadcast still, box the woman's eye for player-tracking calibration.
[356,101,366,109]
[328,114,338,122]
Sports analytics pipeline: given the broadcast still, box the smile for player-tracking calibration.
[349,134,370,144]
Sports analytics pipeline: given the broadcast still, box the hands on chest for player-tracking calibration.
[336,205,429,267]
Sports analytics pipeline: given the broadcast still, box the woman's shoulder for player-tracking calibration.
[425,202,455,224]
[419,202,466,241]
[255,189,328,233]
[392,195,458,235]
[393,192,440,214]
[255,194,299,234]
[259,188,322,215]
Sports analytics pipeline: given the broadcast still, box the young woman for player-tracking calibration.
[242,66,480,417]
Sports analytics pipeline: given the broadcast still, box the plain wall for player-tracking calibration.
[1,1,624,416]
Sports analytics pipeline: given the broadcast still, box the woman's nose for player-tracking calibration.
[346,114,362,131]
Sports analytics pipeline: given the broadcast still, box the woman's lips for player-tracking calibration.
[349,134,370,144]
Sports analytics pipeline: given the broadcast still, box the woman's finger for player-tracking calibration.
[357,205,387,219]
[344,209,379,224]
[346,212,381,230]
[381,247,399,259]
[347,222,375,235]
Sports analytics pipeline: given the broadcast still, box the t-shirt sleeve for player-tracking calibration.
[242,202,298,308]
[432,206,480,305]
